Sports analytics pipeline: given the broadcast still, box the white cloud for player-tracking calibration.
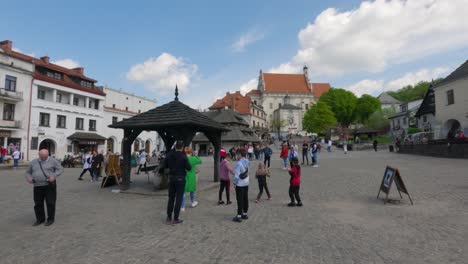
[126,53,198,95]
[270,0,468,76]
[52,59,80,69]
[347,67,450,97]
[239,78,257,95]
[232,30,265,53]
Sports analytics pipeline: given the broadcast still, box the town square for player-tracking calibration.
[1,0,468,263]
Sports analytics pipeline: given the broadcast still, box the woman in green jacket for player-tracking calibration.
[181,147,202,211]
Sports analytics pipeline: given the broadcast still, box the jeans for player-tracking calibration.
[0,155,3,164]
[256,176,271,199]
[13,159,19,167]
[263,156,271,168]
[289,185,301,204]
[79,168,93,179]
[34,184,57,222]
[302,152,309,165]
[327,146,331,152]
[312,152,318,165]
[137,163,147,174]
[282,158,288,168]
[181,191,195,208]
[167,177,186,220]
[235,185,249,216]
[219,179,230,202]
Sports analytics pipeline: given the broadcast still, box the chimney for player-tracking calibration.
[0,40,13,51]
[226,92,230,96]
[40,56,50,63]
[73,67,84,75]
[303,65,309,82]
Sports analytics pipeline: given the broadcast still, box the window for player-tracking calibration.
[31,137,39,150]
[38,89,46,99]
[3,103,15,120]
[39,113,50,127]
[56,115,66,128]
[46,71,62,80]
[94,100,99,110]
[56,93,62,103]
[269,103,273,109]
[278,103,282,108]
[89,119,96,131]
[80,80,92,88]
[305,104,309,110]
[73,97,79,106]
[5,75,17,91]
[139,100,141,103]
[88,99,92,108]
[75,118,84,130]
[423,116,427,123]
[447,90,454,105]
[403,118,407,125]
[112,116,118,124]
[112,104,116,108]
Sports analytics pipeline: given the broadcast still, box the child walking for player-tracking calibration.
[255,162,271,203]
[219,153,234,205]
[287,157,302,207]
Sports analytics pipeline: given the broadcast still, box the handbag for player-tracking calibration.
[266,168,271,177]
[239,168,248,179]
[38,161,56,186]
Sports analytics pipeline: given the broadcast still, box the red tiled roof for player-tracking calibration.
[209,91,251,115]
[0,40,102,95]
[311,83,331,98]
[246,90,260,96]
[263,73,311,94]
[104,106,138,115]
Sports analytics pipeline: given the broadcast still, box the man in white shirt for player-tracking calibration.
[12,149,21,168]
[136,149,148,174]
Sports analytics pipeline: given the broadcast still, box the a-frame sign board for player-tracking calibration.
[377,166,413,205]
[101,155,121,188]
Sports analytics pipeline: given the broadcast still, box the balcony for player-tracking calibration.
[0,120,22,129]
[0,88,23,102]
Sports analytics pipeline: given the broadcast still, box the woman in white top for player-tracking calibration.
[247,145,254,160]
[78,151,93,180]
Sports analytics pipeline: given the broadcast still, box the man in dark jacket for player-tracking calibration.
[163,141,191,224]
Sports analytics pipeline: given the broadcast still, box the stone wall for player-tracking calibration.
[398,141,468,159]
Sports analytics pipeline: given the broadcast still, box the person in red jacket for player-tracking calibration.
[287,157,302,207]
[280,143,289,170]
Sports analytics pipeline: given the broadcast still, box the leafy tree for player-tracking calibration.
[303,102,337,134]
[270,117,287,139]
[407,127,421,135]
[356,94,381,123]
[366,107,396,129]
[387,79,442,102]
[319,88,357,127]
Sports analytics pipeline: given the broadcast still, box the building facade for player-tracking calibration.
[377,92,401,111]
[432,60,468,139]
[209,91,268,139]
[0,41,33,157]
[103,87,162,154]
[389,99,423,138]
[247,66,330,136]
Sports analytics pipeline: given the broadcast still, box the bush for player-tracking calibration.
[407,127,421,135]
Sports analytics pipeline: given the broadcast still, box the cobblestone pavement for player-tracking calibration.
[0,150,467,264]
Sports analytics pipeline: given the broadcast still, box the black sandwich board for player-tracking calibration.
[377,166,413,205]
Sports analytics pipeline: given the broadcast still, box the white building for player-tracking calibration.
[377,92,401,111]
[0,40,34,157]
[388,99,423,138]
[246,66,330,136]
[103,87,162,154]
[431,60,468,139]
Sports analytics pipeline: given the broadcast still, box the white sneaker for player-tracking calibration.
[313,165,319,168]
[191,201,199,208]
[180,207,185,212]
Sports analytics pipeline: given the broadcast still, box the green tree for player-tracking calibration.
[366,107,396,129]
[387,79,442,102]
[303,101,337,134]
[356,94,381,123]
[270,117,287,139]
[319,88,357,127]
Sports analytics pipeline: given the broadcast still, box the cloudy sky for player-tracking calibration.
[2,0,467,108]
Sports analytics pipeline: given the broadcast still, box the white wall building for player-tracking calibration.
[103,87,162,154]
[0,40,33,158]
[432,60,468,139]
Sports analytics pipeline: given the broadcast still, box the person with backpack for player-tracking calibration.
[232,149,250,223]
[263,144,273,168]
[310,141,319,168]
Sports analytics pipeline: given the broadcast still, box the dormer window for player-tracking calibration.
[80,80,93,88]
[46,71,62,80]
